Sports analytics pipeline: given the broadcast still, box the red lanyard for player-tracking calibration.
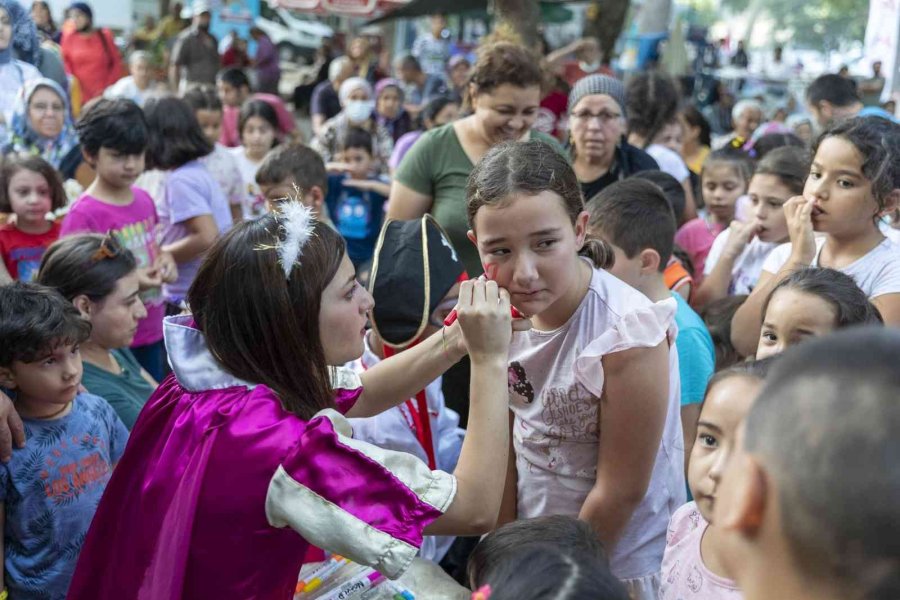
[362,347,437,470]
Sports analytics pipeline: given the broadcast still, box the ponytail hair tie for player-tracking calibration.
[472,584,492,600]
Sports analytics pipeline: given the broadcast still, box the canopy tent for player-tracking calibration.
[270,0,409,17]
[368,0,573,23]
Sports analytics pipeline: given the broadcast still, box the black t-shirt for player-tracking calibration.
[311,80,342,121]
[579,142,659,202]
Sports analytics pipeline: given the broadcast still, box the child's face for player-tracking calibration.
[748,174,791,243]
[653,121,683,155]
[93,147,145,189]
[8,168,52,225]
[195,108,222,145]
[80,271,147,350]
[805,137,883,236]
[318,252,374,365]
[242,116,276,161]
[702,163,746,224]
[343,147,372,180]
[470,191,587,320]
[216,80,246,107]
[688,375,761,522]
[2,342,83,405]
[376,87,402,120]
[423,282,461,339]
[756,288,836,360]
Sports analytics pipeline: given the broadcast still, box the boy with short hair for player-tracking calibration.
[0,283,129,599]
[586,179,715,472]
[325,127,391,269]
[255,144,332,227]
[716,327,900,600]
[62,97,176,381]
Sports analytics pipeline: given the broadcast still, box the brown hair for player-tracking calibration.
[466,140,614,269]
[465,41,544,109]
[0,155,67,213]
[187,213,346,419]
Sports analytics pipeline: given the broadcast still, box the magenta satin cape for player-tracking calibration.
[66,321,365,599]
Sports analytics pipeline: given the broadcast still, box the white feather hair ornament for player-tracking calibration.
[276,200,316,279]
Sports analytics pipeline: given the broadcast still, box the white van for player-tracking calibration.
[256,5,334,63]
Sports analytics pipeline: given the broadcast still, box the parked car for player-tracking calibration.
[256,5,333,63]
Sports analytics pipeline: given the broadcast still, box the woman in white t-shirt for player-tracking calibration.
[229,99,281,220]
[732,117,900,357]
[695,147,810,307]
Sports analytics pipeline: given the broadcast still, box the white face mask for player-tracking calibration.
[345,100,374,123]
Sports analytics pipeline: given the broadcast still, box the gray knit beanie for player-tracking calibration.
[567,75,627,117]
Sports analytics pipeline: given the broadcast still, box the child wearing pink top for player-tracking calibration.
[660,359,775,599]
[675,149,752,283]
[62,98,176,380]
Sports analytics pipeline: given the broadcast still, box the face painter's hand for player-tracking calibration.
[455,279,513,362]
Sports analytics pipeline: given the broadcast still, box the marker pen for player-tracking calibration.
[318,570,382,600]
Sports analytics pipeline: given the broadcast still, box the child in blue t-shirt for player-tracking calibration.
[0,283,129,600]
[325,127,391,269]
[585,179,715,477]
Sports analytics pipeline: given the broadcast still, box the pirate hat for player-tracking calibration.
[369,215,466,349]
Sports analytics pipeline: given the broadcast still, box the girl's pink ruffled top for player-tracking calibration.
[67,315,457,600]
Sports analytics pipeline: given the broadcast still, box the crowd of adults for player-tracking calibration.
[0,2,898,598]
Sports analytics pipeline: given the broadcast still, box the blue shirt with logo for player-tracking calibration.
[0,393,128,599]
[326,173,388,267]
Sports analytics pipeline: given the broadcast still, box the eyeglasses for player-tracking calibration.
[30,102,65,114]
[570,111,622,125]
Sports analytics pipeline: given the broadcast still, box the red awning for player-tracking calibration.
[272,0,407,16]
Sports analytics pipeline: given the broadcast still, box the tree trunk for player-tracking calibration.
[493,0,542,48]
[582,0,631,65]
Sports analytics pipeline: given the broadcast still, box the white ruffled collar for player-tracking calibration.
[163,315,257,392]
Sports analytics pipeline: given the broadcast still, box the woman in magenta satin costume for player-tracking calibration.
[66,206,522,599]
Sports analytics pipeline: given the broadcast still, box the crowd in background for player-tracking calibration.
[0,2,898,599]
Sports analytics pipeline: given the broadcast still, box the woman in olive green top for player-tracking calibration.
[389,41,563,276]
[37,233,157,429]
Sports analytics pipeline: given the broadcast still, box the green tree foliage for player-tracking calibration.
[723,0,867,48]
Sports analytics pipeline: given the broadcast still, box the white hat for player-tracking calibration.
[182,0,211,19]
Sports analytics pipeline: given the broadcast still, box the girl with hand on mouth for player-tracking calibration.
[467,140,681,600]
[674,148,753,287]
[694,146,809,308]
[731,117,900,357]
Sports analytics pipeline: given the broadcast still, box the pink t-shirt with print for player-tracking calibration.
[60,187,165,347]
[674,218,726,284]
[659,501,742,599]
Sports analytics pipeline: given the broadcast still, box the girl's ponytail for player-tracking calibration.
[579,236,615,270]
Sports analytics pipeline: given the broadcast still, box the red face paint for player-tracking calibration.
[443,263,523,326]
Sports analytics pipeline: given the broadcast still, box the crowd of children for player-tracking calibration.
[0,29,897,600]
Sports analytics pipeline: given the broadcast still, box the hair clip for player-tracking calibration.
[90,232,121,262]
[275,198,316,279]
[472,585,492,600]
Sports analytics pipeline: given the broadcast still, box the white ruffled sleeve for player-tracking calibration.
[574,297,677,398]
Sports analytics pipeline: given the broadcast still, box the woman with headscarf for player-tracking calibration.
[374,78,412,143]
[0,0,42,133]
[3,78,83,181]
[310,76,394,174]
[60,1,123,102]
[31,0,60,43]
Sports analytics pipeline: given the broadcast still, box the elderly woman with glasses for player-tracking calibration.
[567,75,658,203]
[2,78,87,183]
